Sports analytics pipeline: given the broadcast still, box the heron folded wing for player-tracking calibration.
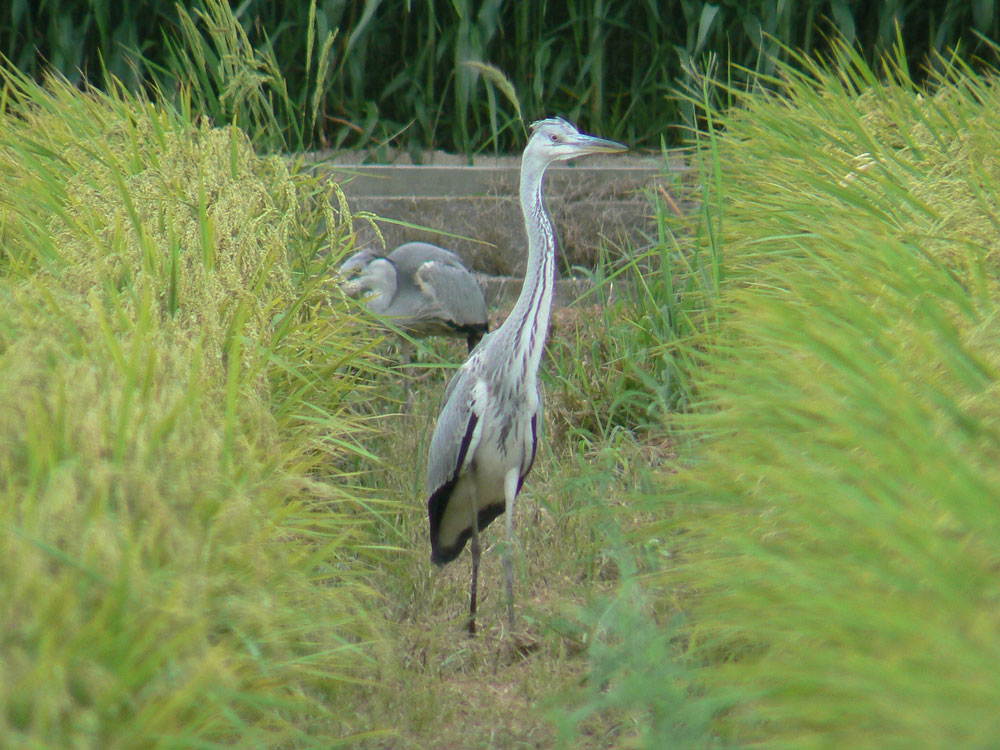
[427,409,480,565]
[414,261,489,331]
[517,412,539,495]
[388,242,466,276]
[426,366,482,491]
[425,367,490,564]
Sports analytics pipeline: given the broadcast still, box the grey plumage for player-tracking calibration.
[340,241,489,351]
[425,117,627,634]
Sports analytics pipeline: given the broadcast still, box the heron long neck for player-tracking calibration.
[498,156,556,382]
[364,265,397,314]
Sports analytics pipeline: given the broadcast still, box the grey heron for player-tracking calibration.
[340,241,489,351]
[424,118,627,634]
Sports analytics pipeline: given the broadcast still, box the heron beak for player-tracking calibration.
[340,278,362,296]
[576,134,628,154]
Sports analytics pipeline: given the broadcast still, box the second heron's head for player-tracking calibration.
[339,251,397,312]
[525,117,627,166]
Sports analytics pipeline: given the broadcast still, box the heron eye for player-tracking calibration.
[549,134,559,143]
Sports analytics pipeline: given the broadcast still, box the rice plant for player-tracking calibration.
[651,38,1000,748]
[0,53,386,749]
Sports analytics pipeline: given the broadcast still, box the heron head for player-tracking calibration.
[339,253,397,311]
[526,117,627,164]
[338,248,378,277]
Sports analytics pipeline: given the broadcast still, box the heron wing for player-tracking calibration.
[413,260,489,331]
[425,363,483,496]
[387,242,465,275]
[425,360,490,564]
[517,381,543,494]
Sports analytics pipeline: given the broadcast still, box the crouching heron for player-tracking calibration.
[425,118,627,634]
[339,242,489,351]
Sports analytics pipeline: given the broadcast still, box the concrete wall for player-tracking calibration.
[312,151,690,278]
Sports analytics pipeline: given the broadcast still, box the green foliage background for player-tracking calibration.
[3,0,999,153]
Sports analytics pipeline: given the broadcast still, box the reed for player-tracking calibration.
[3,1,997,154]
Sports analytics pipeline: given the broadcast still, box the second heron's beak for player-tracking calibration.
[340,278,363,297]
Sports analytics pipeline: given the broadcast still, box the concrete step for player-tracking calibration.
[477,274,618,310]
[309,152,692,279]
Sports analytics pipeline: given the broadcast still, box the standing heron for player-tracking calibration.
[339,241,489,351]
[425,118,627,634]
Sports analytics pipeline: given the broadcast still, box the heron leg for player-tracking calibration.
[468,522,480,636]
[502,470,519,628]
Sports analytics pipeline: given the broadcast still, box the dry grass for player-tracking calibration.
[337,325,671,749]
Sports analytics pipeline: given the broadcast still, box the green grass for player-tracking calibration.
[544,175,722,439]
[648,40,1000,748]
[153,0,338,153]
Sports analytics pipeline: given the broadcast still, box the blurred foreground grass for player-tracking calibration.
[0,68,388,747]
[654,43,1000,748]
